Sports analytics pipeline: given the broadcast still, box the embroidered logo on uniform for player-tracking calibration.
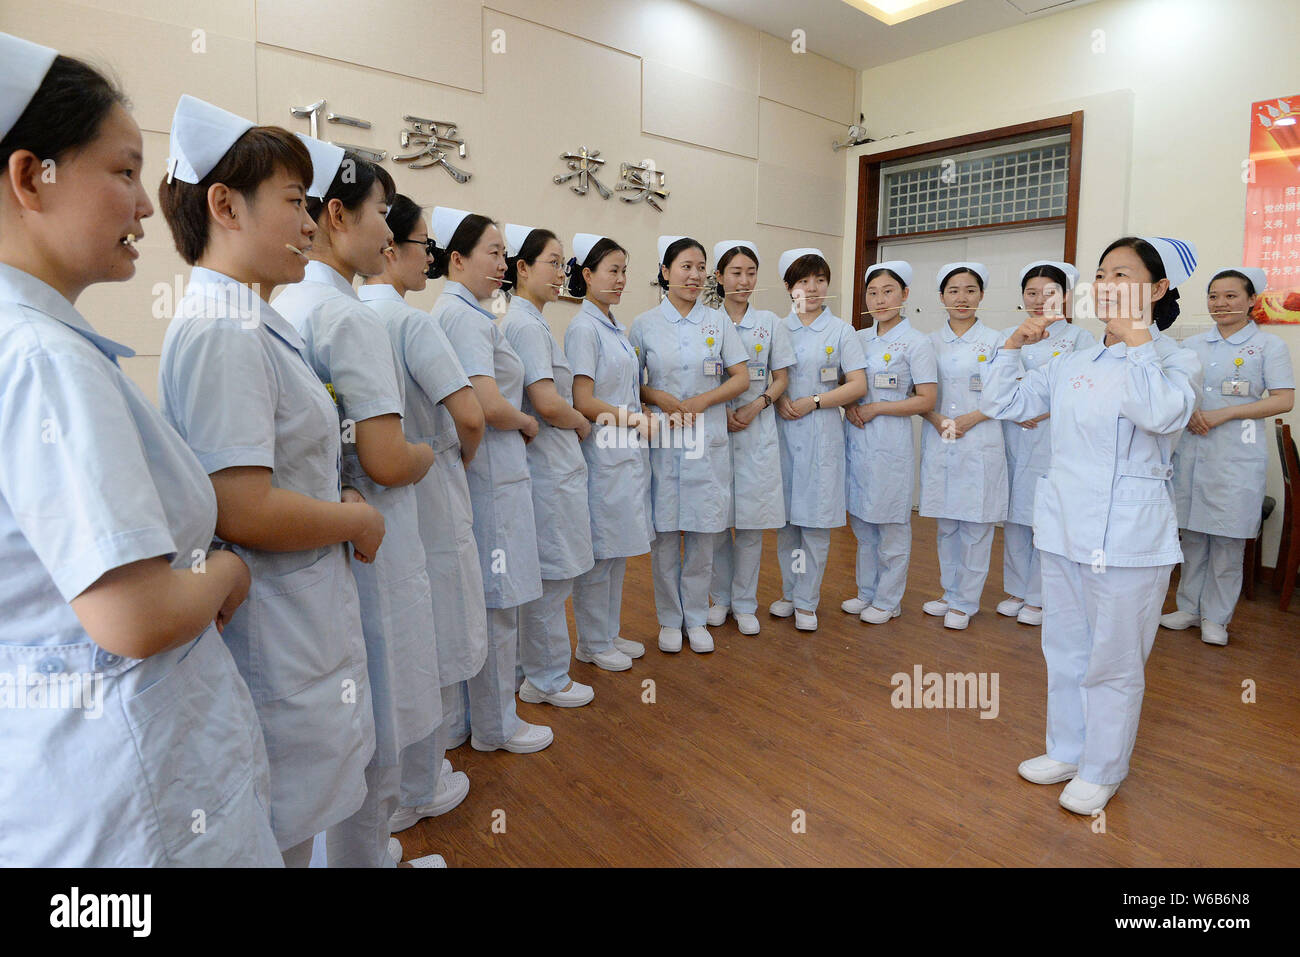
[1069,374,1094,391]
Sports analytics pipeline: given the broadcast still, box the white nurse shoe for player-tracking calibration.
[1017,754,1079,785]
[408,854,448,868]
[1200,619,1229,646]
[841,597,868,614]
[686,626,714,653]
[388,770,470,831]
[1058,776,1120,815]
[769,598,795,618]
[996,597,1025,617]
[471,721,553,754]
[1159,610,1198,630]
[943,610,969,630]
[518,677,595,707]
[612,637,645,659]
[735,613,760,635]
[575,647,633,672]
[658,626,683,653]
[1017,605,1043,626]
[706,604,730,626]
[922,599,949,617]
[860,605,901,624]
[794,610,818,631]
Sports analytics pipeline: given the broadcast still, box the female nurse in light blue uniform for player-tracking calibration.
[982,235,1202,815]
[706,240,793,637]
[271,158,443,868]
[565,234,656,671]
[359,196,481,835]
[500,224,596,705]
[841,261,938,625]
[431,206,550,755]
[157,108,385,866]
[0,38,280,866]
[631,235,749,654]
[771,248,868,632]
[918,262,1007,630]
[1164,266,1294,645]
[996,261,1095,628]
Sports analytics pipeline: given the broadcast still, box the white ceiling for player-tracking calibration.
[691,0,1104,71]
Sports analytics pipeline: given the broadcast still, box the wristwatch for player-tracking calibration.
[760,392,773,409]
[813,394,822,409]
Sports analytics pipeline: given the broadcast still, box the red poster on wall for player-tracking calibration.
[1244,95,1300,324]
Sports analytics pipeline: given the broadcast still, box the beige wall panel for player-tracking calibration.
[65,0,256,40]
[641,58,757,159]
[758,31,855,125]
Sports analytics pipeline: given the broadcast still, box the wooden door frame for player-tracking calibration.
[851,111,1084,328]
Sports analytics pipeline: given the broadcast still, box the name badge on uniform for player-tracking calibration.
[820,365,838,383]
[874,372,899,389]
[748,361,767,381]
[969,374,983,392]
[1222,378,1248,397]
[704,358,723,376]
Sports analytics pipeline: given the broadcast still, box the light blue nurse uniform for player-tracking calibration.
[919,319,1008,614]
[776,307,868,610]
[0,264,281,867]
[564,299,654,654]
[437,281,541,746]
[982,327,1201,784]
[159,266,374,855]
[710,306,794,616]
[844,317,937,611]
[1172,321,1293,625]
[358,282,487,809]
[997,319,1096,608]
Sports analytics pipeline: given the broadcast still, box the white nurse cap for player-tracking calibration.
[503,223,537,259]
[657,234,689,263]
[1210,266,1268,294]
[865,260,913,287]
[937,261,989,290]
[1140,236,1198,289]
[432,206,472,247]
[0,32,57,142]
[165,95,254,185]
[778,247,825,281]
[713,240,758,266]
[295,133,345,201]
[571,233,607,266]
[1018,260,1079,290]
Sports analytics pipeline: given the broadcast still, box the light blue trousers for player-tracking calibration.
[452,606,521,748]
[776,524,831,612]
[1040,552,1172,785]
[936,518,994,615]
[652,530,716,629]
[1175,530,1247,626]
[849,514,911,612]
[572,557,627,656]
[710,528,764,615]
[325,762,400,868]
[398,685,460,809]
[1002,521,1042,607]
[519,577,576,695]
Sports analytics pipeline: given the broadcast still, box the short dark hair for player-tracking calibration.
[657,237,706,291]
[783,253,830,287]
[940,267,984,293]
[158,126,314,265]
[1098,236,1180,329]
[568,237,627,298]
[429,212,495,280]
[503,227,559,294]
[716,245,759,274]
[384,193,424,245]
[0,54,127,167]
[866,267,908,289]
[1208,269,1257,297]
[305,150,395,223]
[1020,264,1069,292]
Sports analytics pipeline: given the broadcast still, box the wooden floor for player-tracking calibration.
[398,518,1300,867]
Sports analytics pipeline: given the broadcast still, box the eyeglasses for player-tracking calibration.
[399,239,435,255]
[539,258,566,271]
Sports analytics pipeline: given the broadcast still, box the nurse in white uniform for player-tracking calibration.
[270,157,443,867]
[631,236,749,654]
[841,261,938,625]
[1164,266,1294,645]
[358,194,481,835]
[981,235,1202,815]
[706,241,793,636]
[0,37,280,866]
[499,225,596,704]
[564,234,656,671]
[771,248,868,631]
[996,262,1096,627]
[919,262,1007,630]
[430,207,551,754]
[157,109,382,866]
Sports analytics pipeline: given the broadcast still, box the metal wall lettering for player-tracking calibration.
[290,99,385,160]
[394,116,471,183]
[616,161,669,211]
[554,146,610,198]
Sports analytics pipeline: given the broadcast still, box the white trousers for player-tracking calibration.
[652,530,716,629]
[1175,530,1247,626]
[1040,551,1172,785]
[325,762,400,868]
[849,515,911,612]
[936,518,994,615]
[398,685,459,809]
[1002,521,1042,607]
[710,528,764,615]
[459,606,521,748]
[518,577,576,695]
[572,557,627,655]
[776,524,831,612]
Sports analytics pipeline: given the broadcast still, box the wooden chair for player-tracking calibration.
[1272,420,1299,612]
[1242,496,1274,600]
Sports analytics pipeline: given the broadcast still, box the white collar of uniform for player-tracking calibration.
[871,316,913,340]
[1042,318,1070,337]
[0,262,134,360]
[785,306,830,332]
[357,283,403,304]
[441,280,498,320]
[579,297,621,332]
[1090,323,1164,361]
[509,295,545,323]
[303,259,358,299]
[186,265,303,349]
[659,296,706,325]
[1206,320,1257,344]
[941,317,984,342]
[733,303,758,329]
